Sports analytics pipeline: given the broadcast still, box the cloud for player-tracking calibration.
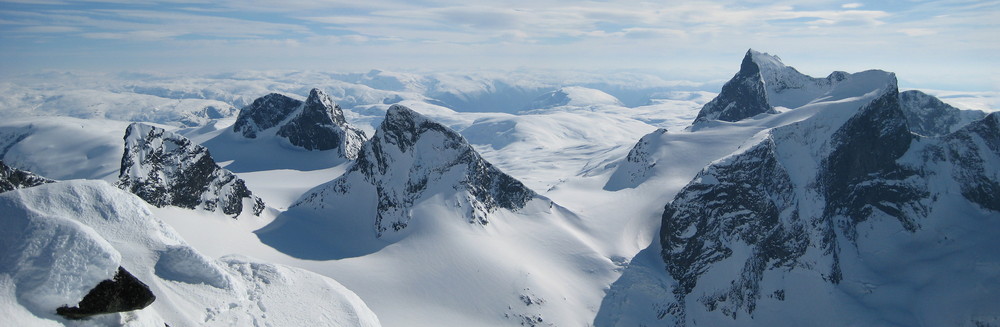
[842,3,863,9]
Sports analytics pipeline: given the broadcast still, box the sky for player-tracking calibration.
[1,0,998,91]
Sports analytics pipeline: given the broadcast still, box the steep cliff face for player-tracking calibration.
[232,88,366,159]
[116,123,264,217]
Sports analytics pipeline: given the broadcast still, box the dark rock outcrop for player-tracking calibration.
[232,93,301,139]
[56,267,156,320]
[232,88,366,159]
[116,123,264,217]
[0,160,53,193]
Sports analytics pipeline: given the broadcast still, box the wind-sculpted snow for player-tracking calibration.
[116,123,265,217]
[233,88,367,158]
[0,160,52,193]
[598,57,1000,326]
[0,181,381,326]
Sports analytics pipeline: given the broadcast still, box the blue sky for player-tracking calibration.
[1,0,998,90]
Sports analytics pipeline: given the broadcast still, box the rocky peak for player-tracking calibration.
[694,50,774,123]
[232,93,301,138]
[0,160,53,193]
[232,88,367,158]
[303,104,536,237]
[898,90,986,136]
[275,88,367,157]
[116,123,264,217]
[695,50,859,124]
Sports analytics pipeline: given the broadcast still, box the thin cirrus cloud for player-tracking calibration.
[0,0,998,90]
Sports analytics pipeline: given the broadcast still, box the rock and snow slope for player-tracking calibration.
[0,181,380,326]
[117,123,265,217]
[595,52,1000,326]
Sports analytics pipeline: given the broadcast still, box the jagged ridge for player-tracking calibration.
[116,123,264,217]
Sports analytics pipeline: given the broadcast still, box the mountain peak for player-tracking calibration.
[298,104,537,238]
[117,123,265,217]
[233,89,367,157]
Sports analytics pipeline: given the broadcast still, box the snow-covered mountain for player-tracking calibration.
[0,180,380,326]
[256,104,620,326]
[304,104,534,237]
[233,88,367,158]
[899,89,986,136]
[0,160,52,193]
[117,123,265,217]
[595,51,1000,326]
[695,49,852,123]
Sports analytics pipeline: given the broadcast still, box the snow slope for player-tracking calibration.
[0,117,133,181]
[0,180,380,326]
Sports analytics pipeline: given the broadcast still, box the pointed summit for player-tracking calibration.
[695,49,887,124]
[299,104,536,238]
[276,88,367,157]
[232,88,367,158]
[694,50,774,122]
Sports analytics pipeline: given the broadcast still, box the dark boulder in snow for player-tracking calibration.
[232,88,367,159]
[116,123,264,217]
[0,160,52,193]
[56,267,155,320]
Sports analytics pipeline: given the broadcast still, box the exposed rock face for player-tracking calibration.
[116,123,264,217]
[898,90,986,136]
[695,51,774,122]
[233,93,301,139]
[0,160,52,193]
[56,267,156,320]
[232,88,367,159]
[297,104,536,237]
